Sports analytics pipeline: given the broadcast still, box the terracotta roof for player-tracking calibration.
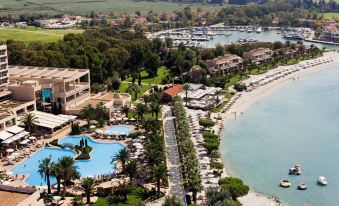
[163,85,183,97]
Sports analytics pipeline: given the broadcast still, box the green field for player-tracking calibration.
[0,0,224,16]
[322,12,339,19]
[0,26,84,43]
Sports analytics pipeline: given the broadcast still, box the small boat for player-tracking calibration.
[247,28,253,33]
[256,27,263,33]
[317,176,328,185]
[297,183,307,190]
[239,28,245,32]
[295,164,301,175]
[289,164,301,175]
[280,179,291,188]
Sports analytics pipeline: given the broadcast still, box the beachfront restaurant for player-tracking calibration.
[178,84,224,110]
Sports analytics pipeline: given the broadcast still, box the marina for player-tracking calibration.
[151,26,339,50]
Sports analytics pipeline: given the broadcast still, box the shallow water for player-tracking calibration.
[220,64,339,206]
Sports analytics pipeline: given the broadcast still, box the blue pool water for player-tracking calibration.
[105,125,131,135]
[11,147,75,186]
[11,136,124,186]
[220,64,339,206]
[41,89,51,102]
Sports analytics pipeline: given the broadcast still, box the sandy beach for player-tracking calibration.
[218,51,339,206]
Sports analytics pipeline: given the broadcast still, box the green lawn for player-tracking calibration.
[93,187,143,206]
[0,0,223,16]
[117,82,153,100]
[125,66,170,85]
[322,13,339,19]
[0,26,84,43]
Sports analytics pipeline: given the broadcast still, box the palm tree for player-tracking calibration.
[189,176,202,204]
[80,177,99,204]
[21,113,38,132]
[57,156,79,196]
[126,84,140,99]
[134,103,148,121]
[150,101,162,119]
[163,196,183,206]
[38,157,53,194]
[141,118,161,135]
[80,104,95,126]
[50,162,62,195]
[150,164,169,196]
[215,90,222,103]
[121,105,130,117]
[183,83,190,106]
[111,148,130,173]
[95,101,107,120]
[115,181,131,201]
[125,160,138,181]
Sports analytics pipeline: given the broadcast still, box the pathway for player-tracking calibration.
[162,106,186,205]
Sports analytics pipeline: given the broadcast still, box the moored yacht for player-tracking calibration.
[317,176,328,185]
[256,27,263,33]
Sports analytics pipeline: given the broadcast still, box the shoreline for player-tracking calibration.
[217,51,339,206]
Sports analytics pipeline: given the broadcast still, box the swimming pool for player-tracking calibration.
[41,89,51,102]
[105,125,131,136]
[11,136,124,186]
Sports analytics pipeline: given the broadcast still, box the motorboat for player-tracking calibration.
[295,164,301,175]
[289,164,301,175]
[256,27,263,33]
[317,176,328,185]
[280,179,291,188]
[297,183,307,190]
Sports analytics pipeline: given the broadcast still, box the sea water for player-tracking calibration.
[220,64,339,206]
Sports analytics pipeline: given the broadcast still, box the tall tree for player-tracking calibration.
[111,148,130,173]
[150,164,169,196]
[80,177,99,204]
[58,156,79,196]
[38,157,53,194]
[80,104,95,126]
[21,113,38,132]
[183,84,190,106]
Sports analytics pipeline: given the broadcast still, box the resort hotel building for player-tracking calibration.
[0,43,131,137]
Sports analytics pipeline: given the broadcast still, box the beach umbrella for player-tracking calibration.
[6,149,14,153]
[12,152,20,157]
[89,125,96,129]
[123,117,128,121]
[29,136,36,140]
[139,136,146,139]
[7,155,15,160]
[130,118,136,121]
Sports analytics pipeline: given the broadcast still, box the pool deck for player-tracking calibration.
[0,120,131,188]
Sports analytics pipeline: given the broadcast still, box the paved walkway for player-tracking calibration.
[162,106,186,205]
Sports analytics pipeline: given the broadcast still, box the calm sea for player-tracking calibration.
[205,30,339,50]
[220,64,339,206]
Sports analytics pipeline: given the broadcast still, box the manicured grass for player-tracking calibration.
[0,0,223,16]
[125,66,170,85]
[117,82,153,100]
[322,12,339,19]
[93,188,142,206]
[0,26,84,43]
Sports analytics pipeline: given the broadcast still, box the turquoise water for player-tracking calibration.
[220,64,339,206]
[41,89,51,102]
[206,30,339,50]
[11,147,76,186]
[105,125,131,135]
[11,136,124,186]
